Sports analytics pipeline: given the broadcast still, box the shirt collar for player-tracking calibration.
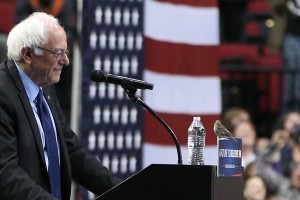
[15,62,40,102]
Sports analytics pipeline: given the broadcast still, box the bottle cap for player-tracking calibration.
[194,116,201,120]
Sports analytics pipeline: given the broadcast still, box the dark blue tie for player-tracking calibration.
[36,89,61,200]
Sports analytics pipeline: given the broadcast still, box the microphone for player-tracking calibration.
[90,70,154,90]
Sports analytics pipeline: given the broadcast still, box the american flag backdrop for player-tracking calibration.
[81,0,220,199]
[142,0,221,166]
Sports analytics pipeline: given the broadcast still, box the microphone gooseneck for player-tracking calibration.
[90,70,182,165]
[120,79,183,165]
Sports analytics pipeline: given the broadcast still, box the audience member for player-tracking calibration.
[244,161,257,180]
[270,111,300,177]
[222,107,251,133]
[244,175,267,200]
[232,120,257,168]
[276,111,300,133]
[255,144,300,199]
[255,137,270,156]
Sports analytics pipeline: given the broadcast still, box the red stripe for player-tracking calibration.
[145,37,219,76]
[144,112,220,146]
[156,0,218,7]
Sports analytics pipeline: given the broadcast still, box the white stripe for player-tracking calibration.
[142,143,218,168]
[144,0,219,45]
[144,70,222,114]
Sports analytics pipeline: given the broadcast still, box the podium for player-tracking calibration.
[95,164,243,200]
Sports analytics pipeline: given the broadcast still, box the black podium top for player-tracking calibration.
[96,164,243,200]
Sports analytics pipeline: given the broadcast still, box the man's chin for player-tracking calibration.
[48,77,60,85]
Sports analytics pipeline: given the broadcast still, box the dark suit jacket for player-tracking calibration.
[0,60,121,200]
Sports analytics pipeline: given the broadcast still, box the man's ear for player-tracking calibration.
[21,47,33,64]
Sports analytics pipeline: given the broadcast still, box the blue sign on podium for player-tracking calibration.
[217,137,243,177]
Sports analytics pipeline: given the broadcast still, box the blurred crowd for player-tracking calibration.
[220,0,300,197]
[222,107,300,200]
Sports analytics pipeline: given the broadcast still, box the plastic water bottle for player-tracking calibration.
[187,116,206,165]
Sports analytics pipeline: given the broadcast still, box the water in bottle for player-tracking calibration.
[187,116,206,165]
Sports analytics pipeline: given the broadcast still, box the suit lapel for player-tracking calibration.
[7,61,47,167]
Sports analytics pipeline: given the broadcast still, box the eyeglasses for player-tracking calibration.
[37,46,69,59]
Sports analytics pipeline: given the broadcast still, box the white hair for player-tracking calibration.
[7,12,61,61]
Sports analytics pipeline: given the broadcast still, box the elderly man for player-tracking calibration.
[0,12,121,200]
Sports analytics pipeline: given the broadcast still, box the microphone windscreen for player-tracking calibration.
[90,70,106,82]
